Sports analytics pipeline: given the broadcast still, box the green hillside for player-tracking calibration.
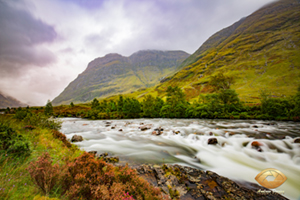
[52,50,189,105]
[135,0,300,103]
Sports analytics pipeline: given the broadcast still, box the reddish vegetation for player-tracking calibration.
[28,152,169,200]
[28,152,60,195]
[52,130,72,148]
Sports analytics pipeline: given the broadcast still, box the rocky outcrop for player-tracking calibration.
[134,164,288,200]
[71,135,83,142]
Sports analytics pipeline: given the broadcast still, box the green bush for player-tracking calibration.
[0,122,31,157]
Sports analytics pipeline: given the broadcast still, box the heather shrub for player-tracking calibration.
[62,152,168,200]
[52,130,72,148]
[28,152,60,195]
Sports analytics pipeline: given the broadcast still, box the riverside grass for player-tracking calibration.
[0,115,82,199]
[0,115,168,200]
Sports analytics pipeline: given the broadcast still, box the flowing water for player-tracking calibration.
[60,118,300,200]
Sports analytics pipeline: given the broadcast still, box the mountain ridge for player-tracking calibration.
[0,92,26,108]
[52,50,189,105]
[154,0,300,102]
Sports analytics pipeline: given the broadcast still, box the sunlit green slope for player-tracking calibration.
[52,50,189,105]
[137,0,300,103]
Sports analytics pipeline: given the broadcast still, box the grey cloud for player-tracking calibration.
[0,0,57,77]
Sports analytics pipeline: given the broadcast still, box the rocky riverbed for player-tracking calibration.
[60,118,300,199]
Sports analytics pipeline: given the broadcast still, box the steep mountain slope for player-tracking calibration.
[0,92,26,108]
[152,0,300,103]
[52,50,189,105]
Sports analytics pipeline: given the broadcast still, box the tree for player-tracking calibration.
[117,95,124,115]
[209,73,235,91]
[91,98,99,109]
[44,100,53,116]
[70,102,74,108]
[142,95,155,117]
[161,86,188,118]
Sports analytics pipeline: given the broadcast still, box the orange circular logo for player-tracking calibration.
[255,168,287,189]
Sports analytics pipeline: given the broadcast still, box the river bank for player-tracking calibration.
[61,118,300,199]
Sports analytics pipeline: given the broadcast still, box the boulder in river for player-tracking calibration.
[294,138,300,143]
[140,126,150,131]
[71,135,83,142]
[208,138,218,145]
[152,131,162,136]
[251,141,263,152]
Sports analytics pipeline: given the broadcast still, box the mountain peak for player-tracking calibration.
[87,53,126,70]
[53,50,189,105]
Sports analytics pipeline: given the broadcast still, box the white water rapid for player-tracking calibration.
[60,118,300,200]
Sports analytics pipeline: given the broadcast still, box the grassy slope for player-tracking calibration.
[53,51,189,105]
[117,0,300,104]
[0,116,83,199]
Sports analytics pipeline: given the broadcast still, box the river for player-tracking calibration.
[60,118,300,200]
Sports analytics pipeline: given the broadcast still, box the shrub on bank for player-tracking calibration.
[28,152,169,200]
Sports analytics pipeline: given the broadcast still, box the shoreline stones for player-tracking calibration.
[71,135,83,142]
[134,164,288,200]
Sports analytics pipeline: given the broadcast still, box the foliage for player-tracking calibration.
[52,130,72,148]
[28,152,60,195]
[26,152,168,200]
[161,86,188,118]
[209,73,235,91]
[91,98,99,109]
[0,121,31,157]
[61,152,168,199]
[45,100,54,116]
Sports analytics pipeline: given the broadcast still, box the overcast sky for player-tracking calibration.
[0,0,276,106]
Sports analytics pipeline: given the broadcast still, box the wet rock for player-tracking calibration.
[111,126,115,129]
[228,132,236,136]
[251,141,263,152]
[294,138,300,143]
[208,138,218,145]
[133,164,288,200]
[88,151,97,156]
[153,127,164,135]
[119,129,123,131]
[242,142,249,147]
[140,126,150,131]
[173,130,180,134]
[152,131,161,136]
[252,125,259,128]
[71,135,83,142]
[251,141,262,147]
[154,127,164,132]
[97,152,119,163]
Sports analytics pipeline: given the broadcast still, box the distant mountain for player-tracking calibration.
[155,0,300,102]
[52,50,189,105]
[0,92,26,108]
